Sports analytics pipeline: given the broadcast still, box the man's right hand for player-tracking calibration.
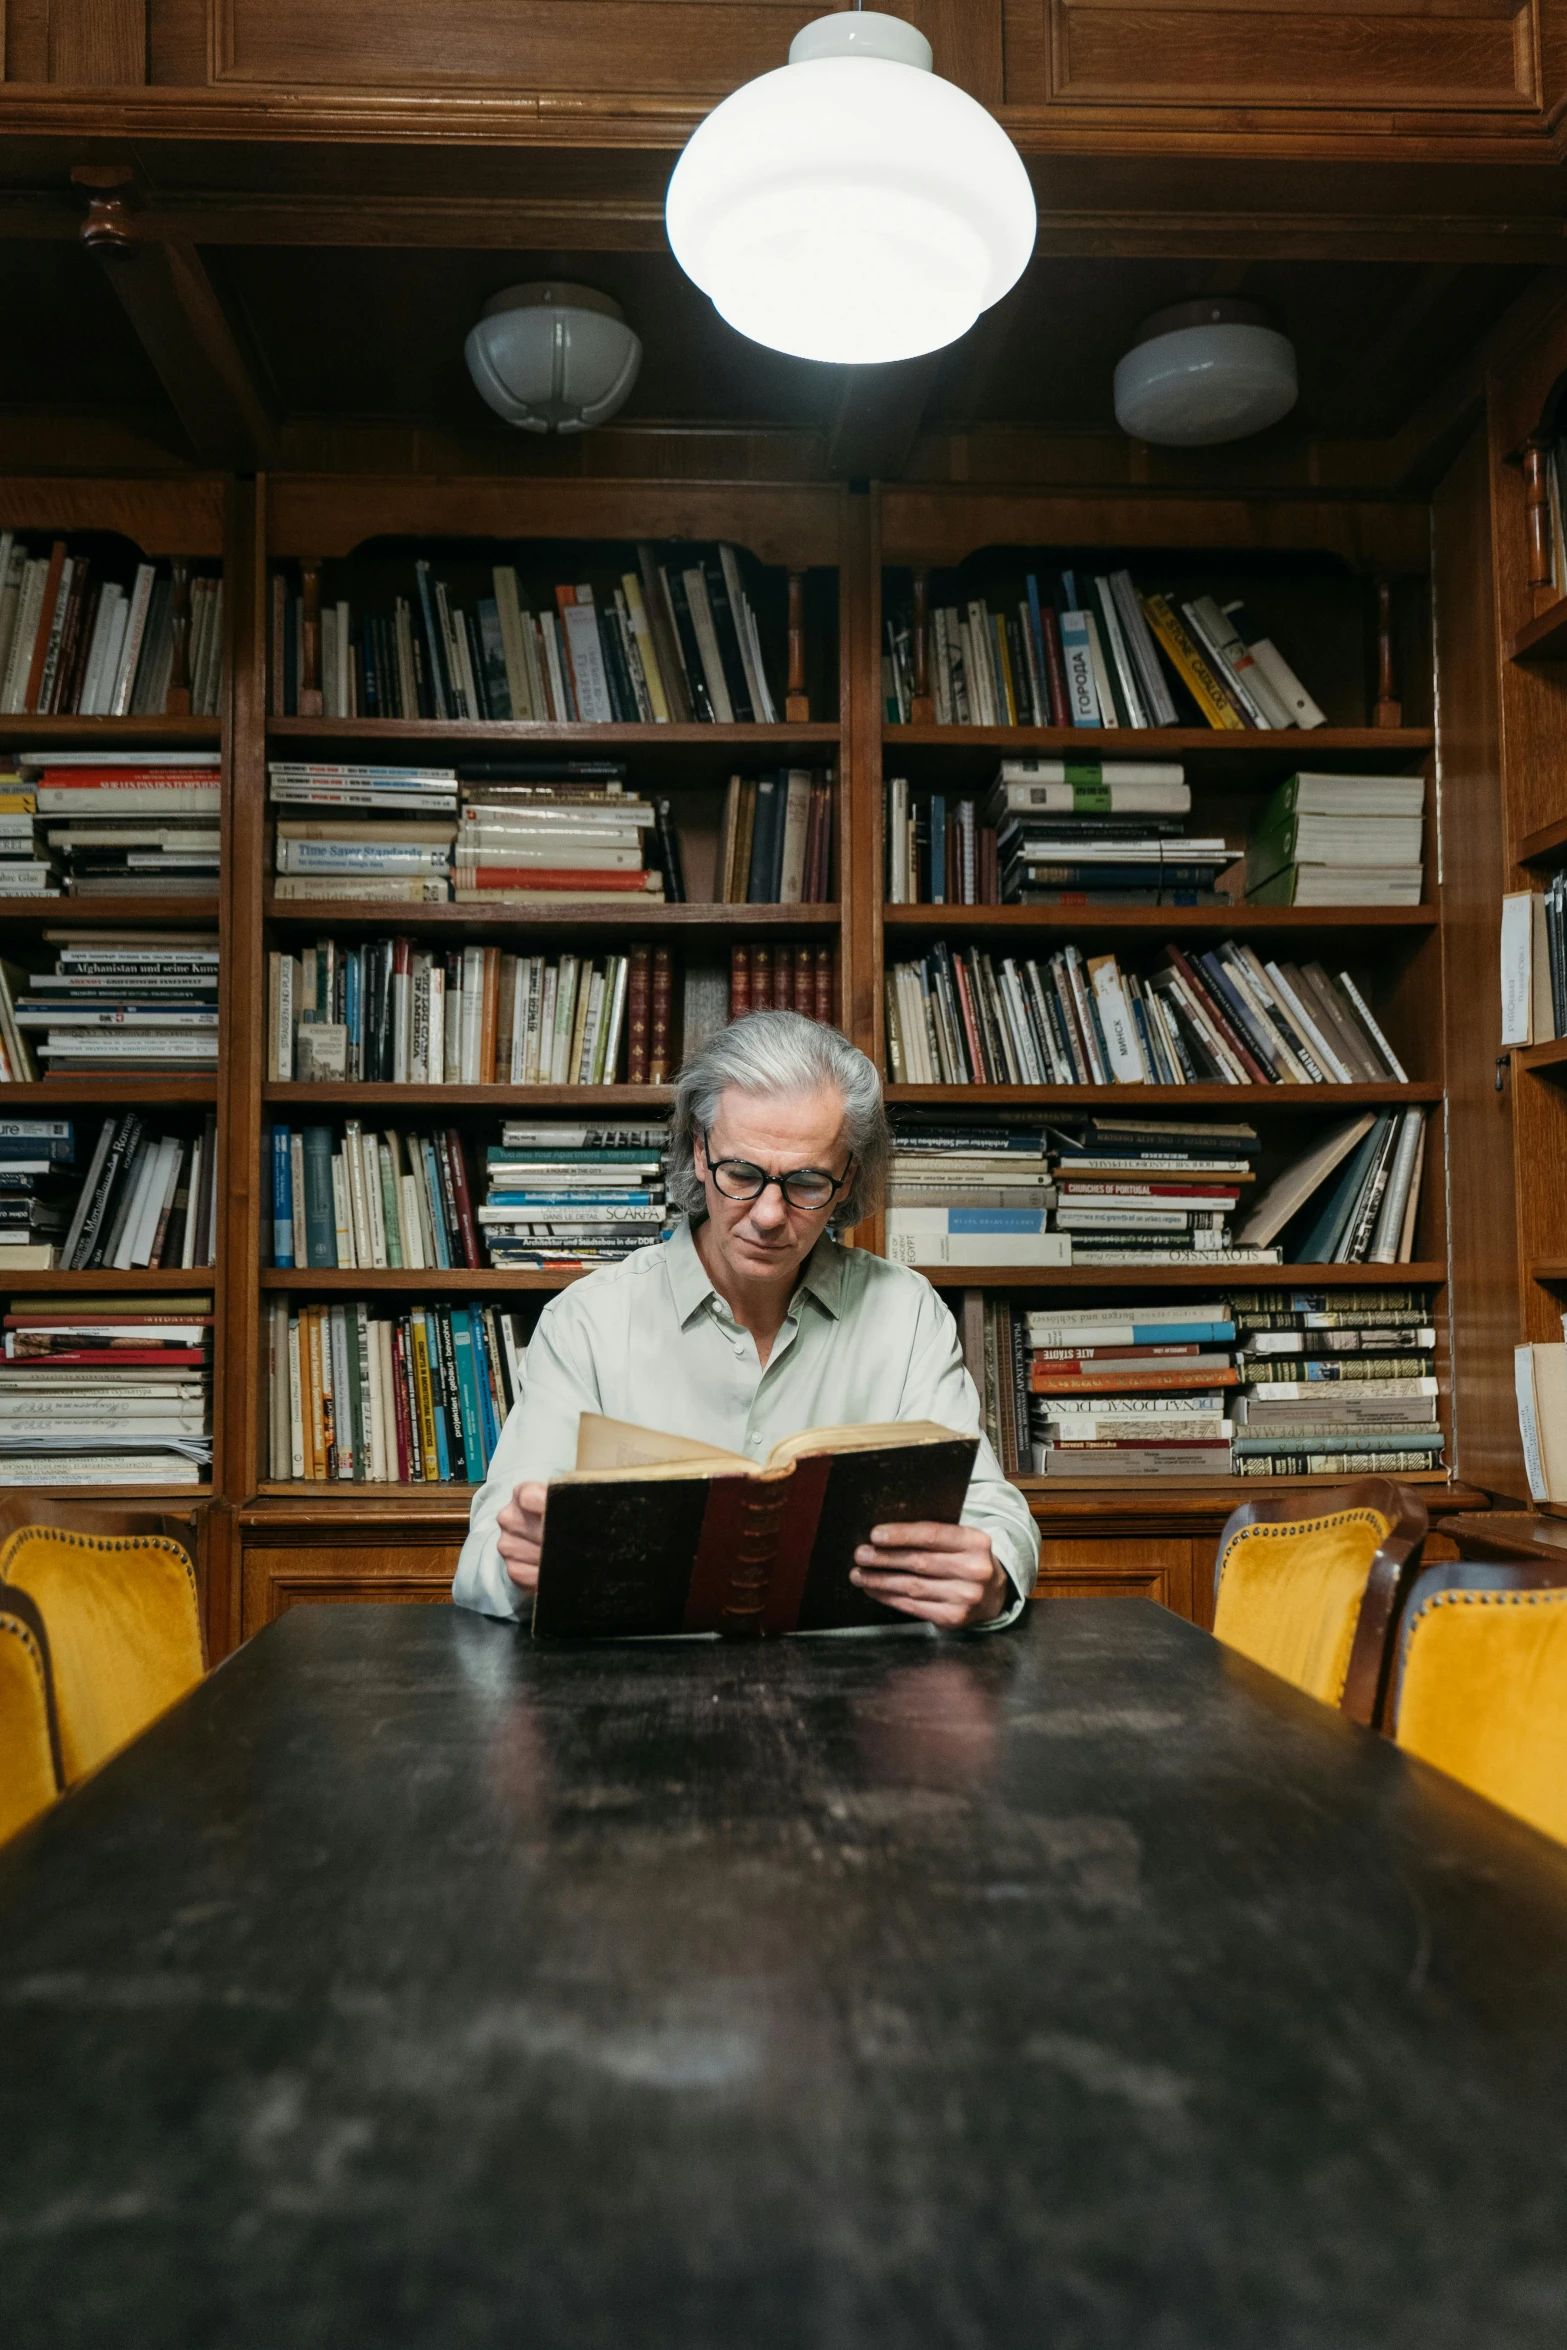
[497,1480,548,1594]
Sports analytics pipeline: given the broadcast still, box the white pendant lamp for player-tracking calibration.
[1113,301,1298,447]
[665,8,1036,366]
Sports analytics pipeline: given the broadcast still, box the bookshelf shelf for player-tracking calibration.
[260,1268,585,1292]
[913,1261,1447,1290]
[1517,813,1567,866]
[0,716,222,746]
[256,1482,480,1499]
[881,905,1436,939]
[1506,600,1567,663]
[881,725,1434,786]
[1515,1039,1567,1078]
[265,719,840,779]
[262,1082,673,1111]
[262,898,840,939]
[1528,1260,1567,1284]
[884,1082,1442,1108]
[0,896,222,928]
[0,1078,219,1106]
[1016,1470,1466,1496]
[0,1268,217,1293]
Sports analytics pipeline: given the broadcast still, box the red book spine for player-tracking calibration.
[467,868,653,893]
[648,945,673,1084]
[751,945,772,1012]
[772,949,790,1011]
[444,1128,483,1269]
[625,943,651,1085]
[392,1318,415,1481]
[1040,605,1070,728]
[814,945,833,1025]
[949,956,986,1082]
[730,944,751,1021]
[794,944,813,1015]
[24,541,66,715]
[52,561,92,715]
[16,1348,211,1366]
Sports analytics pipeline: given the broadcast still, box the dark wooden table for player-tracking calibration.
[4,1601,1567,2349]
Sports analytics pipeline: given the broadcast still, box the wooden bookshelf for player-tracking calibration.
[912,1262,1448,1291]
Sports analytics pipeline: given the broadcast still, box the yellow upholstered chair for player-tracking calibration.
[1212,1477,1428,1726]
[1392,1562,1567,1845]
[0,1521,205,1785]
[0,1582,65,1844]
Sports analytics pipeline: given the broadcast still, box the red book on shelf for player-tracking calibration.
[625,943,651,1085]
[443,1129,483,1270]
[648,945,673,1085]
[814,945,833,1026]
[793,944,813,1016]
[949,954,987,1081]
[1039,605,1070,727]
[1163,944,1271,1084]
[19,1348,212,1367]
[1032,1365,1240,1395]
[465,868,656,893]
[730,944,751,1021]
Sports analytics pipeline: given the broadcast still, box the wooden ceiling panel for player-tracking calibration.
[0,239,171,408]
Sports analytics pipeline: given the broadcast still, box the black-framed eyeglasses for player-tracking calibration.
[701,1130,853,1213]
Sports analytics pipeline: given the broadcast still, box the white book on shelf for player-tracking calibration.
[77,583,122,716]
[108,563,157,718]
[1087,956,1147,1083]
[1081,612,1119,729]
[1,559,46,713]
[561,594,614,724]
[683,569,734,724]
[1223,600,1327,728]
[777,769,812,904]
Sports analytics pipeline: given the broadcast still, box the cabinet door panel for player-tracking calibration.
[242,1544,460,1635]
[1034,1538,1203,1623]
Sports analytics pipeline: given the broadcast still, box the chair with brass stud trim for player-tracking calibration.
[0,1581,65,1845]
[1212,1476,1429,1726]
[0,1515,205,1787]
[1391,1559,1567,1845]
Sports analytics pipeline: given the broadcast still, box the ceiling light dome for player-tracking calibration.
[1114,301,1298,447]
[464,283,642,434]
[665,10,1036,366]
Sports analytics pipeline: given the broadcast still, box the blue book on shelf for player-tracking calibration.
[423,1312,452,1480]
[449,1308,487,1483]
[474,1320,502,1464]
[271,1123,294,1268]
[1120,1322,1236,1346]
[933,1209,1049,1235]
[486,1189,660,1208]
[420,1138,453,1270]
[1295,1121,1390,1263]
[1057,609,1100,727]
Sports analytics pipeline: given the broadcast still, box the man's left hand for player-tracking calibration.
[850,1522,1011,1628]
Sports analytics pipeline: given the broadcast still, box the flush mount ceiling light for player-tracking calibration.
[464,284,643,433]
[1113,300,1298,447]
[665,9,1036,366]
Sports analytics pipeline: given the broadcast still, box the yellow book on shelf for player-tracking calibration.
[410,1312,440,1483]
[1141,593,1246,731]
[992,613,1019,726]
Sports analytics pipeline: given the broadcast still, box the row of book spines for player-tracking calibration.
[713,771,835,903]
[265,1295,520,1484]
[957,1292,1032,1479]
[268,941,650,1087]
[0,541,223,719]
[57,1112,219,1273]
[729,946,838,1027]
[885,787,1000,906]
[266,1121,481,1274]
[271,545,778,729]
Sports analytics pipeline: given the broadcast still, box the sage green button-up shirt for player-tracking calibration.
[453,1218,1038,1629]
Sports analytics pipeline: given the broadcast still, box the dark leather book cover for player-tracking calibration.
[534,1475,715,1638]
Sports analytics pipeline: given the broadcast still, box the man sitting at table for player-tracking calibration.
[453,1011,1039,1630]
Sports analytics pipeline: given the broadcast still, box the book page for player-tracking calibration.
[764,1419,964,1470]
[572,1411,751,1475]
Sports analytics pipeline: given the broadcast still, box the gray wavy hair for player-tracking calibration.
[669,1011,890,1225]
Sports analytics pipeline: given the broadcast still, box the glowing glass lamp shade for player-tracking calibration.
[665,11,1036,366]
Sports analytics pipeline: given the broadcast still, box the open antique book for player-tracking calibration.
[533,1413,979,1638]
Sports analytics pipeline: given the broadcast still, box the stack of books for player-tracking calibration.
[0,541,223,718]
[954,1293,1034,1476]
[1235,1109,1428,1267]
[271,541,782,725]
[1228,1286,1442,1477]
[729,944,838,1023]
[1244,773,1425,907]
[455,761,662,904]
[0,963,36,1081]
[884,1115,1060,1268]
[55,1111,219,1269]
[265,1295,522,1484]
[17,932,220,1078]
[22,750,222,897]
[1026,1298,1240,1478]
[481,1118,669,1268]
[0,1115,75,1269]
[885,566,1326,733]
[714,771,834,902]
[884,935,1406,1089]
[1050,1115,1275,1267]
[268,762,458,903]
[0,1290,213,1486]
[886,759,1226,908]
[0,767,51,897]
[268,1122,483,1271]
[267,934,664,1085]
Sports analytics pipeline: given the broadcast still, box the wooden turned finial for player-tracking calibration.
[298,558,324,718]
[164,559,192,715]
[72,163,138,256]
[910,569,934,724]
[785,570,810,723]
[1524,437,1557,618]
[1373,577,1402,730]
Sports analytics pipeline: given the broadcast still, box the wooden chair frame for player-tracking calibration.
[1387,1557,1567,1741]
[0,1497,208,1672]
[1214,1476,1430,1729]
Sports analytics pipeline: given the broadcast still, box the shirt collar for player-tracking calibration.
[664,1219,844,1327]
